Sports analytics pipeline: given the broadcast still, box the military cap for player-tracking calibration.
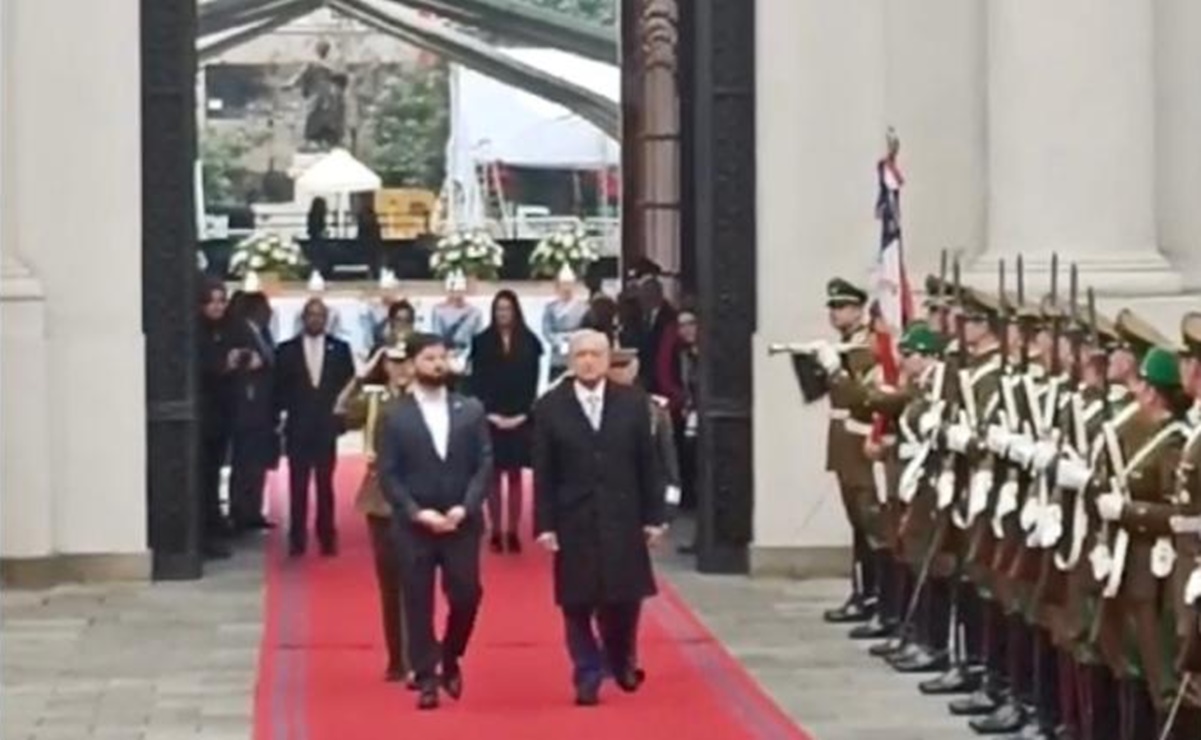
[383,340,409,361]
[611,347,639,367]
[1140,346,1182,389]
[1182,312,1201,358]
[899,321,944,356]
[1115,309,1173,356]
[826,278,868,308]
[959,287,1000,320]
[923,275,955,308]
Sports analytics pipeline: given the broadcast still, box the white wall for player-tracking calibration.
[2,0,146,558]
[1155,0,1201,290]
[753,0,985,558]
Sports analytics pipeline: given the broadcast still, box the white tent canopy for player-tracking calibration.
[444,47,619,229]
[447,48,619,173]
[295,148,382,198]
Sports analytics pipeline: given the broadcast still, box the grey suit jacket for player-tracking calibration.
[377,391,493,520]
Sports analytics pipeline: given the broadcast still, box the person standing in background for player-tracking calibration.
[197,278,235,560]
[376,298,416,352]
[635,277,677,393]
[275,298,356,557]
[306,197,330,275]
[542,264,588,384]
[430,269,483,387]
[357,202,384,279]
[226,291,279,533]
[656,307,699,514]
[471,290,543,553]
[338,341,415,685]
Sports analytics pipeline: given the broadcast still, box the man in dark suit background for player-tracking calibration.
[274,298,355,556]
[533,329,666,707]
[378,333,492,710]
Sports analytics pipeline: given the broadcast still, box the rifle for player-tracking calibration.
[938,249,949,336]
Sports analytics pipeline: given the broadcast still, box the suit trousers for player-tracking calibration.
[396,520,483,684]
[561,601,641,687]
[367,515,408,673]
[229,430,268,526]
[288,449,337,549]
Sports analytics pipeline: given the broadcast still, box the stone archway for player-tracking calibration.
[140,0,756,578]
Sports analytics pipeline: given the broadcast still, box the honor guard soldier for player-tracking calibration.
[1163,312,1201,740]
[813,278,882,624]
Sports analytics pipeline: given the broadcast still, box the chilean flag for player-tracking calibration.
[873,141,914,333]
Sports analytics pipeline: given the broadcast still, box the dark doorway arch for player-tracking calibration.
[141,0,755,579]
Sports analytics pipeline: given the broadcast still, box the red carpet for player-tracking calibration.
[255,456,810,740]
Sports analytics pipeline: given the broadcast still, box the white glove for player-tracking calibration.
[815,342,841,375]
[1184,565,1201,606]
[918,402,944,439]
[1034,504,1063,548]
[447,354,468,375]
[665,485,682,506]
[968,470,994,522]
[936,470,955,510]
[1032,440,1059,472]
[1151,538,1177,579]
[946,423,972,453]
[1055,454,1092,492]
[985,425,1012,455]
[1089,542,1114,580]
[898,448,928,504]
[1008,434,1036,467]
[1020,496,1043,533]
[1096,491,1124,523]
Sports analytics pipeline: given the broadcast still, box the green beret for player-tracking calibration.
[1139,346,1182,390]
[899,322,944,355]
[826,278,868,308]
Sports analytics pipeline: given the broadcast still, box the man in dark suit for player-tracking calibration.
[636,277,677,393]
[378,333,492,711]
[274,298,355,556]
[533,329,666,707]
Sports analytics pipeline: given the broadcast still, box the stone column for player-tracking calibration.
[975,0,1180,295]
[6,0,148,575]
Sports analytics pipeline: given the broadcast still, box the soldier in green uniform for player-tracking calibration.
[814,278,881,623]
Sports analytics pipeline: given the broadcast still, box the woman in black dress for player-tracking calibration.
[470,290,543,553]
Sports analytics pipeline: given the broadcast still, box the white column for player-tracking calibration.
[7,0,147,559]
[976,0,1180,295]
[1155,0,1201,290]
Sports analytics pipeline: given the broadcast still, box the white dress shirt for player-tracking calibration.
[414,385,450,459]
[574,380,606,431]
[303,334,325,387]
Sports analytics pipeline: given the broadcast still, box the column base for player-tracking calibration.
[965,249,1183,297]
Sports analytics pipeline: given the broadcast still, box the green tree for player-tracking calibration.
[199,126,268,205]
[362,64,450,189]
[521,0,617,25]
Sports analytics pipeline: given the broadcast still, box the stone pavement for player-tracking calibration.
[2,534,966,740]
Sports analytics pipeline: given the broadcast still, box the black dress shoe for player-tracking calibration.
[505,532,522,554]
[244,517,276,531]
[893,647,950,674]
[869,637,906,658]
[1006,721,1052,740]
[918,664,979,694]
[417,687,440,710]
[614,667,644,693]
[288,541,306,557]
[885,642,925,666]
[441,663,463,700]
[848,615,895,640]
[968,699,1026,734]
[575,682,600,706]
[948,688,1000,716]
[823,596,875,624]
[489,534,504,553]
[319,541,338,557]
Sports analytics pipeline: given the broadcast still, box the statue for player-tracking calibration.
[292,40,347,151]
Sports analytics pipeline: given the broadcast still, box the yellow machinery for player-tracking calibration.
[374,188,438,240]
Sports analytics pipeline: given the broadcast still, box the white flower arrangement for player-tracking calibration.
[429,229,505,280]
[529,224,600,279]
[228,232,306,278]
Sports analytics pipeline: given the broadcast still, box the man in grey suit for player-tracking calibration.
[378,333,492,710]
